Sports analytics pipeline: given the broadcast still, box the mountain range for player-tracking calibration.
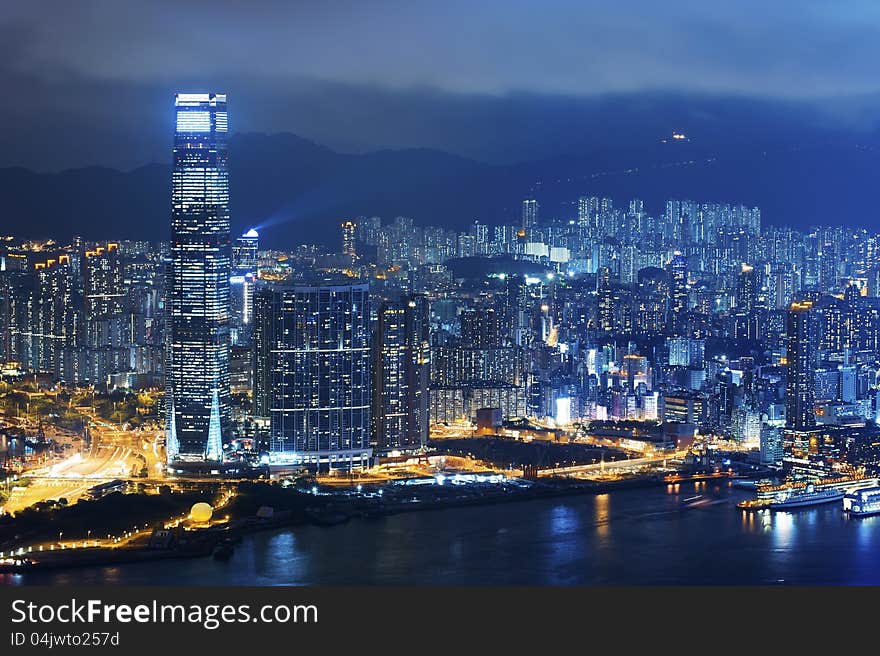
[3,129,880,248]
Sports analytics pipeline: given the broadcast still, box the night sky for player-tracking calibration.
[2,0,880,170]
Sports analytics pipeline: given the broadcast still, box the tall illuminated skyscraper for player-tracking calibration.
[233,229,259,271]
[667,251,688,335]
[736,263,757,314]
[782,298,820,475]
[341,220,357,261]
[785,300,817,431]
[166,92,231,463]
[372,296,430,451]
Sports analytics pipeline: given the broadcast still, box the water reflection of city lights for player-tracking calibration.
[594,493,610,539]
[550,504,578,536]
[772,511,794,549]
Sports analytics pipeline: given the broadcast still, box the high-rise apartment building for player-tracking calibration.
[785,300,817,431]
[667,252,688,335]
[372,296,430,451]
[522,199,539,232]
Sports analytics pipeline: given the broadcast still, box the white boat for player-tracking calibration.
[843,486,880,517]
[769,484,844,510]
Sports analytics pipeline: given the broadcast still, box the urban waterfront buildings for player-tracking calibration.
[253,280,372,470]
[8,178,880,480]
[165,92,232,462]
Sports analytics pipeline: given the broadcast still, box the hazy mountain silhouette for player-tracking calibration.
[2,129,880,248]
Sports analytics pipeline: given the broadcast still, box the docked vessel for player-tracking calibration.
[732,478,773,491]
[769,484,844,511]
[843,486,880,517]
[737,475,880,511]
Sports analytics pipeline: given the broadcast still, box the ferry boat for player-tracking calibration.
[737,475,879,511]
[768,484,844,511]
[681,494,704,507]
[843,486,880,517]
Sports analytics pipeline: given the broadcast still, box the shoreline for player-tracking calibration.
[2,475,677,574]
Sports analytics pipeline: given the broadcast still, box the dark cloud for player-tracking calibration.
[2,0,880,169]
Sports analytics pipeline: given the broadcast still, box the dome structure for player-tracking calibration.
[190,502,213,523]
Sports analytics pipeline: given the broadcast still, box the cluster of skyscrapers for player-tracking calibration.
[0,240,164,387]
[326,195,880,478]
[5,92,880,478]
[163,93,430,469]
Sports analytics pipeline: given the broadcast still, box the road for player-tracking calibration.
[1,411,164,515]
[3,444,130,514]
[539,451,687,478]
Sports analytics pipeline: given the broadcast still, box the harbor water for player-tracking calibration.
[6,480,880,585]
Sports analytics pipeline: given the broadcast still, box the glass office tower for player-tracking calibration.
[253,281,372,471]
[166,92,231,462]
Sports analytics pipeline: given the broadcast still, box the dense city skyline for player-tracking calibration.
[5,94,880,477]
[7,4,880,590]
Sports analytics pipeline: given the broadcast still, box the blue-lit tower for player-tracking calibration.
[667,251,688,335]
[166,92,231,462]
[230,228,259,346]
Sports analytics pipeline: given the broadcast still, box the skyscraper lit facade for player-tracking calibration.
[785,300,817,431]
[231,228,259,346]
[253,281,372,471]
[522,199,539,233]
[233,229,259,270]
[783,299,820,475]
[341,220,357,261]
[667,252,688,335]
[372,296,430,451]
[166,92,231,463]
[735,263,757,314]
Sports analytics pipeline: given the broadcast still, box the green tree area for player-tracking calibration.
[92,390,159,428]
[0,383,85,432]
[0,383,160,431]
